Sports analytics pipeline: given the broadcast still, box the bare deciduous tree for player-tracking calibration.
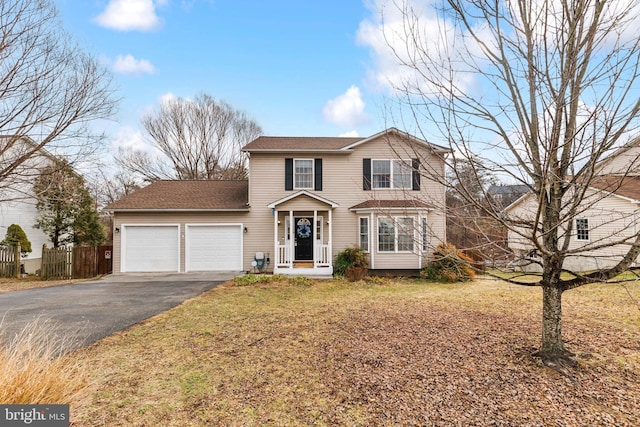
[116,93,262,183]
[0,0,116,198]
[375,0,640,367]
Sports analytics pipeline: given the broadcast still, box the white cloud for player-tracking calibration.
[357,0,640,95]
[339,130,359,137]
[357,0,473,94]
[159,92,177,105]
[322,86,369,127]
[110,126,150,152]
[111,54,156,75]
[94,0,162,31]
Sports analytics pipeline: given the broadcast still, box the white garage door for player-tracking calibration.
[122,225,180,272]
[186,224,242,271]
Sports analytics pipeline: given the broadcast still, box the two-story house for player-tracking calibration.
[106,128,450,276]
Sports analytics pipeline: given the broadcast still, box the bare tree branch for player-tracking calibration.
[116,93,262,183]
[0,0,116,201]
[377,0,640,364]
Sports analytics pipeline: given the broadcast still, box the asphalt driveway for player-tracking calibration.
[0,272,236,354]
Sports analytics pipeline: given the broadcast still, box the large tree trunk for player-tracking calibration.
[541,285,565,355]
[538,285,576,368]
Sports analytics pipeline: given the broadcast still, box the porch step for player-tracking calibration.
[293,261,314,268]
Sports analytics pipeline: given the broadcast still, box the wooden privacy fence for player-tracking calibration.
[41,245,113,280]
[41,246,73,280]
[0,244,21,278]
[74,245,113,278]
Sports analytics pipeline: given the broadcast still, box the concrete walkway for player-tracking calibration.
[0,272,238,354]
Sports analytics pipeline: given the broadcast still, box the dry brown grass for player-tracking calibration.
[0,319,89,404]
[0,276,96,294]
[70,276,639,426]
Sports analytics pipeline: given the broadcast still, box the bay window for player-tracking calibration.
[378,216,414,252]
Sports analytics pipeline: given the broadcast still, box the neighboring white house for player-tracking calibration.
[0,136,57,273]
[506,139,640,272]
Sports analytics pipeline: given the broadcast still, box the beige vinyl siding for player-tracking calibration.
[507,189,639,271]
[113,211,251,273]
[114,133,448,274]
[506,194,537,253]
[596,145,640,176]
[247,133,447,270]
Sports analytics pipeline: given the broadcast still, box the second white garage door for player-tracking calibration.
[185,224,243,271]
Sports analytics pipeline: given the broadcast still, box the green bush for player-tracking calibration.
[2,224,32,257]
[421,242,476,282]
[233,274,288,286]
[333,246,369,279]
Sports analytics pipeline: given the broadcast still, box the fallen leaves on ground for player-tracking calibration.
[318,302,639,426]
[72,278,639,426]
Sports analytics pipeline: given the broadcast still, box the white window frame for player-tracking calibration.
[576,218,589,241]
[377,216,415,253]
[293,159,314,190]
[397,217,414,252]
[378,217,395,252]
[371,159,412,189]
[421,217,429,251]
[316,216,324,243]
[359,217,369,252]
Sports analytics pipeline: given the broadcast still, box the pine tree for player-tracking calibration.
[73,187,106,246]
[34,165,105,247]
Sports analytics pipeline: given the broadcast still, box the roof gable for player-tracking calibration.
[267,190,339,209]
[342,128,451,153]
[106,180,249,211]
[505,175,640,213]
[594,136,640,175]
[242,128,451,154]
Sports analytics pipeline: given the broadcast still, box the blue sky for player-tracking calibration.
[52,0,395,154]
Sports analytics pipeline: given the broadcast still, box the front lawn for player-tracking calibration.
[72,276,639,426]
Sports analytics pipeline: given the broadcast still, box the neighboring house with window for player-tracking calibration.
[106,128,450,276]
[505,139,640,272]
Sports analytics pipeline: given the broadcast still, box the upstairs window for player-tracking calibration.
[285,158,322,191]
[576,218,589,241]
[294,159,313,189]
[371,159,412,189]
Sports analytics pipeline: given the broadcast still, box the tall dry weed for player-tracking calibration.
[0,319,88,404]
